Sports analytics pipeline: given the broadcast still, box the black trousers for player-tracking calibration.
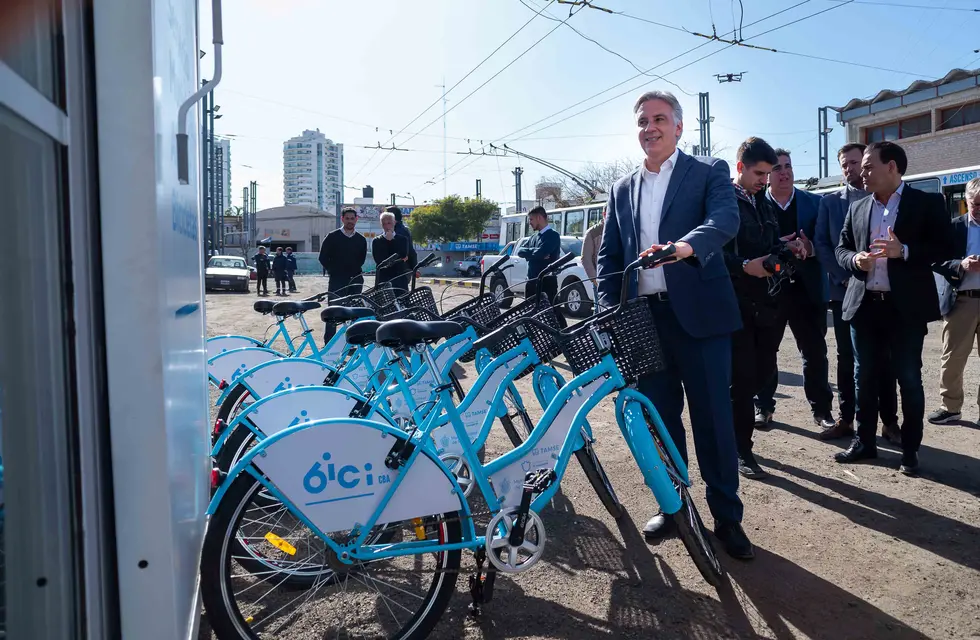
[274,272,287,292]
[732,305,784,455]
[756,282,833,417]
[851,295,926,452]
[526,275,566,327]
[829,300,897,425]
[256,271,269,295]
[286,270,297,291]
[323,274,364,344]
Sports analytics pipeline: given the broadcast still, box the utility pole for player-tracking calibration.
[475,178,482,200]
[242,186,250,252]
[698,92,711,156]
[512,167,523,213]
[208,91,216,256]
[391,193,396,206]
[250,180,257,243]
[817,106,831,179]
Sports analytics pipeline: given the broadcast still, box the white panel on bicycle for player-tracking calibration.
[434,337,471,372]
[208,348,280,385]
[242,387,364,439]
[319,325,354,366]
[489,376,606,508]
[207,335,263,359]
[254,420,460,534]
[240,359,357,399]
[429,357,515,457]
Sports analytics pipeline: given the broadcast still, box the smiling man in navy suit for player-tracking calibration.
[597,90,753,560]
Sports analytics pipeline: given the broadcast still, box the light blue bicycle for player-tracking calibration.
[200,249,722,640]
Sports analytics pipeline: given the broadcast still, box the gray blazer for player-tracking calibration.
[933,214,970,317]
[582,221,603,280]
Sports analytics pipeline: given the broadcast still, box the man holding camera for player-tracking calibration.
[724,138,806,478]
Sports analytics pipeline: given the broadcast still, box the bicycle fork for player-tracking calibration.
[615,392,686,516]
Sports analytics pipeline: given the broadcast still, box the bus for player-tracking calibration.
[500,201,608,245]
[804,164,980,219]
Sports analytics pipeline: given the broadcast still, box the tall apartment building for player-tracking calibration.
[214,136,232,211]
[283,129,344,210]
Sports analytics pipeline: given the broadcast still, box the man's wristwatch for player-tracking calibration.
[742,259,750,269]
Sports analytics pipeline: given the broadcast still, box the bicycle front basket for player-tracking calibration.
[560,297,665,384]
[485,299,563,378]
[443,293,501,362]
[397,286,439,319]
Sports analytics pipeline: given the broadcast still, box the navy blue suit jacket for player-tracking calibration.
[933,214,970,317]
[785,189,828,305]
[518,226,561,279]
[814,187,854,302]
[597,151,741,339]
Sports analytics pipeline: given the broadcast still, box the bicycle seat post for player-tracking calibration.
[420,342,447,387]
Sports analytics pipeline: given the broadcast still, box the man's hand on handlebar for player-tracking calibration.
[640,241,692,267]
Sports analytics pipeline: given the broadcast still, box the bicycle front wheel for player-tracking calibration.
[573,438,624,520]
[201,471,462,639]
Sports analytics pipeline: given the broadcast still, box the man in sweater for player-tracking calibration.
[318,207,368,343]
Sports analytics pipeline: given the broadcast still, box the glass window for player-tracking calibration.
[547,212,563,232]
[0,0,61,103]
[940,102,980,130]
[900,114,931,138]
[565,210,585,237]
[587,207,603,228]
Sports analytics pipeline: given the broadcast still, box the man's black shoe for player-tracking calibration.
[714,521,754,560]
[927,408,960,425]
[642,512,677,542]
[899,452,920,476]
[834,437,877,463]
[737,453,768,479]
[754,408,773,430]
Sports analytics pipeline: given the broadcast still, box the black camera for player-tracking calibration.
[762,246,797,280]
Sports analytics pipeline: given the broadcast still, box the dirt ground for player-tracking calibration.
[201,275,980,640]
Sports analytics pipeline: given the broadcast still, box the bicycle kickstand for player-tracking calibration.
[467,547,497,617]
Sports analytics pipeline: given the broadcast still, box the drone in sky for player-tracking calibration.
[715,71,747,83]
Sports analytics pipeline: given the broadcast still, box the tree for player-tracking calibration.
[538,157,638,207]
[408,195,499,245]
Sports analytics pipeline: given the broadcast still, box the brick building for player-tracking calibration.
[834,68,980,175]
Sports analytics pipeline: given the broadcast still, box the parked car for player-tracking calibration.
[480,236,593,317]
[455,256,483,277]
[205,255,250,293]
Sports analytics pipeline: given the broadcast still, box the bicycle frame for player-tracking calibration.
[210,329,690,566]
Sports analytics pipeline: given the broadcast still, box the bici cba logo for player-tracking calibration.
[303,452,391,498]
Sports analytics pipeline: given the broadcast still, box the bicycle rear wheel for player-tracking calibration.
[201,470,462,640]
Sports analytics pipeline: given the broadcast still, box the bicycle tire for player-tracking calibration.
[645,415,724,587]
[215,383,251,441]
[671,483,723,588]
[573,439,625,520]
[201,468,462,640]
[498,386,535,448]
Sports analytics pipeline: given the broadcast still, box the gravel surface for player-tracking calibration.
[200,275,980,640]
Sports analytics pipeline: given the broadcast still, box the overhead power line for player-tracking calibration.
[349,0,558,182]
[825,0,978,10]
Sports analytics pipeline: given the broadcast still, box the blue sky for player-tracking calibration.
[198,0,979,211]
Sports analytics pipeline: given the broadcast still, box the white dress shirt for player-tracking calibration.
[342,227,357,238]
[766,187,795,211]
[866,181,906,292]
[638,148,678,295]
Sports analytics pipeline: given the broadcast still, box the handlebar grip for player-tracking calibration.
[640,244,677,269]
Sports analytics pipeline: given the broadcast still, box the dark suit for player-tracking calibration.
[518,226,562,320]
[933,214,970,317]
[815,186,897,426]
[598,151,743,524]
[836,184,951,452]
[756,189,833,419]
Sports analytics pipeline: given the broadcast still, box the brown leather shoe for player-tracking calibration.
[819,419,854,441]
[881,422,902,446]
